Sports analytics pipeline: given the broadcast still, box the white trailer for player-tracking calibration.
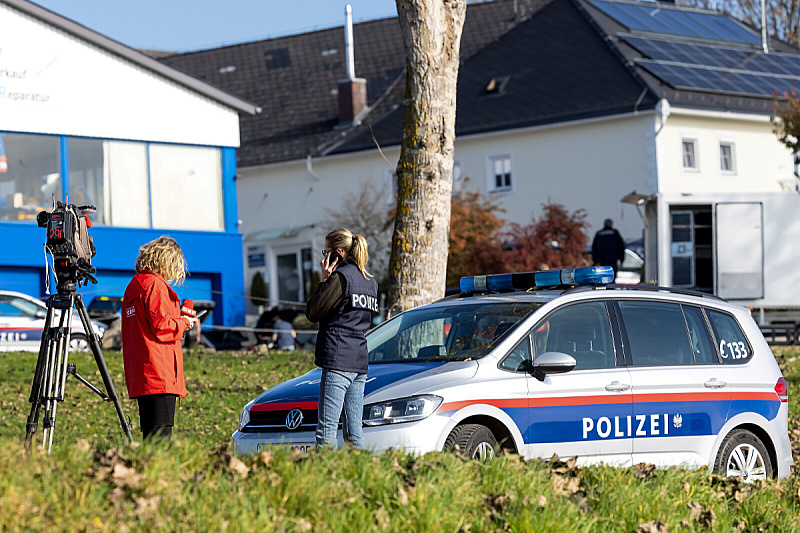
[639,191,800,343]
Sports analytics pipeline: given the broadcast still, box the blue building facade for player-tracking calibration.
[0,0,258,326]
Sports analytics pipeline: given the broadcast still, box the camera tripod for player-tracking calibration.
[24,277,133,453]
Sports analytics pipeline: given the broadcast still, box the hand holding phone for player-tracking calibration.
[321,248,344,282]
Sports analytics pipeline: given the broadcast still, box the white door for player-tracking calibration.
[715,202,764,300]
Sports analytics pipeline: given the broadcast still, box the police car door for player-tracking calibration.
[526,301,633,466]
[616,301,731,468]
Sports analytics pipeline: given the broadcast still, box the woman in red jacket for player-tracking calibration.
[121,237,198,440]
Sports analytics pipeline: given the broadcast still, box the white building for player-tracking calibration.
[162,0,798,316]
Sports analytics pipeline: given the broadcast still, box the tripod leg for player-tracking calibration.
[75,295,134,443]
[46,302,75,454]
[41,308,69,451]
[24,300,57,450]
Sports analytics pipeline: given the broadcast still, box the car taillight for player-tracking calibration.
[775,377,788,403]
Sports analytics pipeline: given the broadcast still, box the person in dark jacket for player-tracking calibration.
[306,228,378,449]
[122,236,198,440]
[591,218,626,276]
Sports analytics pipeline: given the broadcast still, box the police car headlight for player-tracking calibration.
[362,395,443,426]
[238,402,253,431]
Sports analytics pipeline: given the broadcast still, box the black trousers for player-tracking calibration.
[136,393,177,440]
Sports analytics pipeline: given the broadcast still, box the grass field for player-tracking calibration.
[1,346,799,532]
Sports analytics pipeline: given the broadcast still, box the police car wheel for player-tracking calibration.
[69,334,90,352]
[444,424,497,461]
[715,429,773,482]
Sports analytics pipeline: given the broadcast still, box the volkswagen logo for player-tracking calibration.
[286,408,303,430]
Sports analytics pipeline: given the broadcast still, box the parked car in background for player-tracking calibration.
[615,248,644,285]
[86,295,123,327]
[0,290,107,352]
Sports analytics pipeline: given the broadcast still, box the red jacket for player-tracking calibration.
[121,271,189,399]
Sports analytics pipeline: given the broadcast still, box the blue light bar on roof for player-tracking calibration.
[459,266,614,293]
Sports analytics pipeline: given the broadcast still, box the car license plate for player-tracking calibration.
[257,442,314,453]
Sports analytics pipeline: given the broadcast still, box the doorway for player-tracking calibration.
[274,247,313,305]
[670,206,712,292]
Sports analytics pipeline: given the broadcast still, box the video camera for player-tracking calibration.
[37,200,98,286]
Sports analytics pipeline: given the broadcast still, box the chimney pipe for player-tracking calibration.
[345,5,355,79]
[337,4,367,125]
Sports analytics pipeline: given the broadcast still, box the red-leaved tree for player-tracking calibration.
[501,203,590,272]
[446,185,506,287]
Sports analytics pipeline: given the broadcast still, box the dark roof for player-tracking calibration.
[333,0,660,155]
[2,0,257,114]
[160,0,800,167]
[160,0,550,167]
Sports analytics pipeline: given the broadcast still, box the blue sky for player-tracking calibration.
[33,0,399,52]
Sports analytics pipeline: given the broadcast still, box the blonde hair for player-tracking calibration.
[326,228,372,278]
[135,236,187,285]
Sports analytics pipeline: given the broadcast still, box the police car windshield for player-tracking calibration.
[367,301,541,363]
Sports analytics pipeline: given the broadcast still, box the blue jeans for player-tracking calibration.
[316,369,367,449]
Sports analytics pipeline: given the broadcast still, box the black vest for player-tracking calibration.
[315,261,378,373]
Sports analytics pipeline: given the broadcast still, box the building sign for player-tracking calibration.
[0,3,240,147]
[247,245,266,268]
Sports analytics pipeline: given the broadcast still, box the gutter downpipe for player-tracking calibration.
[306,154,321,181]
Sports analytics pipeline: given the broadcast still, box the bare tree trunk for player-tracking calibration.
[387,0,466,317]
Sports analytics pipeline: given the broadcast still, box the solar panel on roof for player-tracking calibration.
[590,0,761,45]
[637,59,800,97]
[623,36,800,73]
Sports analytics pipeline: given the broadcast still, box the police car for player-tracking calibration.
[0,290,106,352]
[233,267,792,480]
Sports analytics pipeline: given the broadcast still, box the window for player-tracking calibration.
[619,301,693,366]
[452,160,463,197]
[488,154,512,192]
[532,302,615,370]
[367,302,541,363]
[68,138,150,227]
[682,139,698,170]
[0,132,61,222]
[682,305,718,365]
[385,169,398,206]
[706,310,751,364]
[499,335,532,372]
[149,144,223,231]
[0,295,40,318]
[719,142,736,173]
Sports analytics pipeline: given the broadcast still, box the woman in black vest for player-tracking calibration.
[306,228,378,449]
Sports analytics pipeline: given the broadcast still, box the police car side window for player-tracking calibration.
[682,305,718,365]
[706,310,751,364]
[618,301,693,367]
[499,335,532,372]
[533,302,615,371]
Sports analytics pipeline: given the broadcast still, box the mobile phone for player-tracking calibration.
[329,249,344,265]
[196,310,208,319]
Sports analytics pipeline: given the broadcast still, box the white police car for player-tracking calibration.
[0,290,106,352]
[233,267,792,480]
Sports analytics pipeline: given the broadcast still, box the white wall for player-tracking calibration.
[453,114,655,242]
[657,111,795,194]
[0,3,240,147]
[239,113,656,248]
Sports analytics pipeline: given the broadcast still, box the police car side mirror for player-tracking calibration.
[532,352,576,381]
[35,309,47,319]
